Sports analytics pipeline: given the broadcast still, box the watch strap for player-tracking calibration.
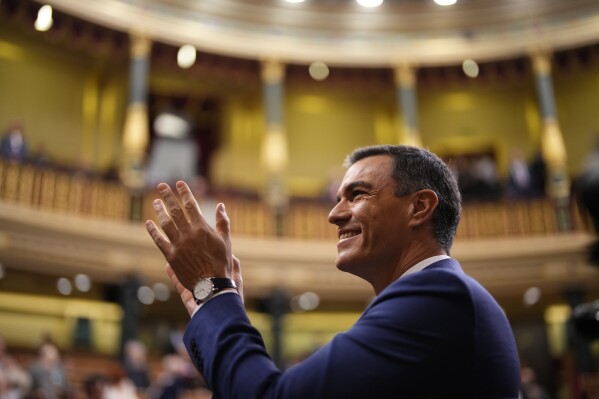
[210,277,237,291]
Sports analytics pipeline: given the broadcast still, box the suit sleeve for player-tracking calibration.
[183,272,482,399]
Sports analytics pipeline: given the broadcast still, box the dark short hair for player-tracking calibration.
[345,145,462,252]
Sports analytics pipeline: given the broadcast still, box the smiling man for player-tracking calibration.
[146,145,521,398]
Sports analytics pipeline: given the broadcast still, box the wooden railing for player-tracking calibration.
[0,159,590,241]
[0,160,131,221]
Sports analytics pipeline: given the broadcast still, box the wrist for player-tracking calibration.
[192,277,238,305]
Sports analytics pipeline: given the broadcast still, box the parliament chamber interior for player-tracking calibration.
[1,0,599,398]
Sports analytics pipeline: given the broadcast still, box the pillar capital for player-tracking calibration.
[261,59,285,84]
[531,51,552,75]
[129,34,152,58]
[394,63,417,87]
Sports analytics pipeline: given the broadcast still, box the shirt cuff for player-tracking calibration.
[190,289,238,318]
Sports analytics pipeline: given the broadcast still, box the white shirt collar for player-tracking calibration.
[399,255,450,280]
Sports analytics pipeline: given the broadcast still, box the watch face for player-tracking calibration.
[193,279,214,301]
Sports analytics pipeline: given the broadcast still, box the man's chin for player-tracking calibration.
[335,259,355,274]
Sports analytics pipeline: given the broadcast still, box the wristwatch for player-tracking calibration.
[192,277,237,305]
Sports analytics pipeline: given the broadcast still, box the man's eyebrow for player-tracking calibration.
[345,181,373,191]
[336,180,373,202]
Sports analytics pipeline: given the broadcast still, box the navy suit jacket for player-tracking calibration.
[184,258,520,398]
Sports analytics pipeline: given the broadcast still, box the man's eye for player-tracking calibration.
[352,190,366,198]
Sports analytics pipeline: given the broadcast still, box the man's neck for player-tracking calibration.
[372,248,448,295]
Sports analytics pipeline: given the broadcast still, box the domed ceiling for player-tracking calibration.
[43,0,599,66]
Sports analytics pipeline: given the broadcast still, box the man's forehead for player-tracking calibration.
[341,155,392,185]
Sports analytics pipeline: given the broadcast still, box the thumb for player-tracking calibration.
[215,203,231,248]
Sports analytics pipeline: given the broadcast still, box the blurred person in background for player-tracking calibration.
[122,340,150,393]
[27,343,72,399]
[0,337,30,399]
[0,122,28,163]
[103,365,137,399]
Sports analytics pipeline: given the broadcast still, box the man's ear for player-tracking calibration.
[408,189,439,227]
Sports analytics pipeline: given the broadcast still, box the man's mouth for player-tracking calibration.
[339,231,360,240]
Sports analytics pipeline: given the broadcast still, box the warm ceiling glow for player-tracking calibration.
[308,61,330,81]
[434,0,457,5]
[177,44,197,69]
[357,0,384,8]
[34,5,53,32]
[285,0,305,3]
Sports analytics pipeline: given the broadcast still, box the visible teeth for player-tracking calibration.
[339,232,358,240]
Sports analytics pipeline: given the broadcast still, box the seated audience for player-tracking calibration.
[0,337,30,399]
[27,343,72,399]
[122,340,150,392]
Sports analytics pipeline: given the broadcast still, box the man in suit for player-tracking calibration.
[146,145,520,398]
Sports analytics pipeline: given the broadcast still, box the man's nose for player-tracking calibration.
[328,200,350,225]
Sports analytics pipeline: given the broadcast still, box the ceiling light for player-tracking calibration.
[309,61,330,81]
[57,278,72,296]
[34,5,53,32]
[285,0,305,3]
[462,59,479,78]
[290,292,320,312]
[357,0,383,8]
[153,112,191,139]
[74,274,91,292]
[137,286,155,305]
[153,282,170,301]
[177,44,197,69]
[523,287,541,307]
[434,0,457,5]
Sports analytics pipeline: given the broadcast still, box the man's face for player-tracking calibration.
[328,155,412,283]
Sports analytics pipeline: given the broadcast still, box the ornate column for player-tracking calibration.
[394,64,422,147]
[261,59,289,236]
[531,52,571,231]
[121,34,152,220]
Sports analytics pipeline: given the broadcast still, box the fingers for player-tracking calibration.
[166,264,198,317]
[145,220,173,257]
[166,264,186,296]
[231,255,244,303]
[176,181,205,226]
[157,183,190,235]
[215,203,232,249]
[152,199,179,243]
[232,255,241,276]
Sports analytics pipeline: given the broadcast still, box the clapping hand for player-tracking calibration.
[145,181,243,315]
